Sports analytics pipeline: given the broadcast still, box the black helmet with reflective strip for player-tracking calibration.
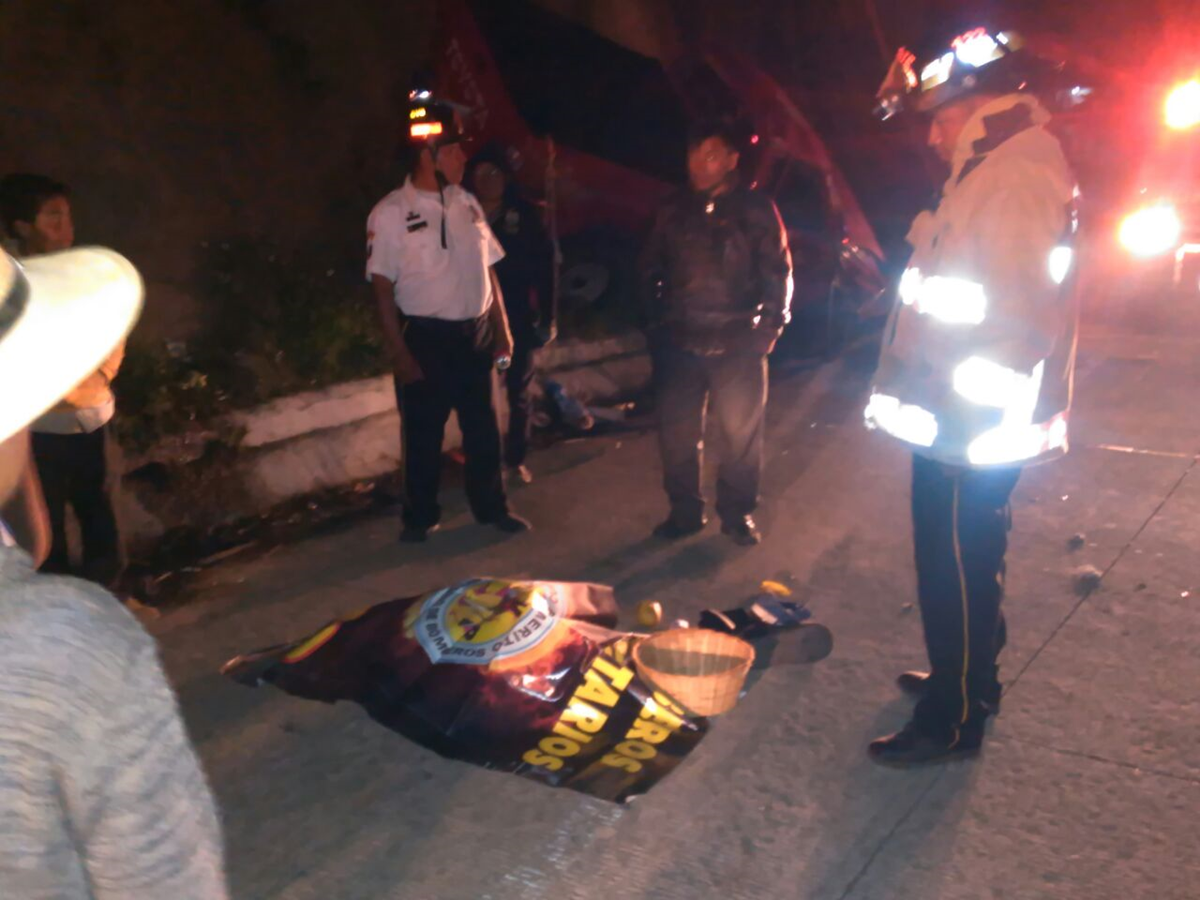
[404,89,465,147]
[875,26,1060,121]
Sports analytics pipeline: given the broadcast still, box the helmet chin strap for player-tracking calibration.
[430,143,449,249]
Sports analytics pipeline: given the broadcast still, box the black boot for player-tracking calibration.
[868,719,983,767]
[896,670,931,696]
[721,516,761,546]
[488,513,532,534]
[653,515,707,540]
[400,523,441,543]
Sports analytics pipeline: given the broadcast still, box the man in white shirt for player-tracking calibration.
[367,91,530,542]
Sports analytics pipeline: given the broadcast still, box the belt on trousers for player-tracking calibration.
[404,313,489,337]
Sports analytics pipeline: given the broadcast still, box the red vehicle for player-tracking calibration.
[433,0,886,353]
[1113,74,1200,293]
[1040,25,1200,300]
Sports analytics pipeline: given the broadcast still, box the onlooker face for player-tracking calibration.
[687,136,739,194]
[16,195,74,254]
[471,161,507,205]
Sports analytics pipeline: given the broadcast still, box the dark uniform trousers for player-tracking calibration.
[394,314,510,530]
[503,327,537,469]
[911,453,1020,740]
[653,337,768,527]
[32,427,123,587]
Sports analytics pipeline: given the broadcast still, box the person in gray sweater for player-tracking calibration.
[0,247,228,898]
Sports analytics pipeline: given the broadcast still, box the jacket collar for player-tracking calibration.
[949,94,1050,185]
[685,176,745,216]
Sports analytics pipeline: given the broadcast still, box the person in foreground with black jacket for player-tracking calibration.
[639,120,794,546]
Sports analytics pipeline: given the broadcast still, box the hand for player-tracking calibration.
[533,320,558,349]
[752,326,781,356]
[390,344,424,386]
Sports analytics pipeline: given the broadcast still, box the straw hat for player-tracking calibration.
[0,248,142,443]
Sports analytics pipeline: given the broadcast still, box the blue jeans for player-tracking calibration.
[652,338,767,527]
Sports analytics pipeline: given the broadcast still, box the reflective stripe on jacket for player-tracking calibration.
[866,94,1080,468]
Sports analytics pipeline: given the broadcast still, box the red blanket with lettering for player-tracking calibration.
[222,578,708,802]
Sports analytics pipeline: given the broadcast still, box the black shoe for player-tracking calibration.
[721,516,761,546]
[748,622,835,668]
[400,523,440,543]
[896,671,1002,713]
[868,720,982,768]
[489,513,532,534]
[653,516,707,540]
[897,670,931,697]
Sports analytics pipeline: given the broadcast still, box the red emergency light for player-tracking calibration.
[1165,79,1200,131]
[1119,202,1182,257]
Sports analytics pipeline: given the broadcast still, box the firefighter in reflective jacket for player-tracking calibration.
[865,26,1080,765]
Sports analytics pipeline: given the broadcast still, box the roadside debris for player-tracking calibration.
[1074,565,1105,595]
[544,380,595,431]
[637,600,663,628]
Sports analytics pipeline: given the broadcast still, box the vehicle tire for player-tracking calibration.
[559,262,610,307]
[557,231,640,337]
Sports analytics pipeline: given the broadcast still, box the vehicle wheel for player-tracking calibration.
[557,232,640,337]
[560,262,610,307]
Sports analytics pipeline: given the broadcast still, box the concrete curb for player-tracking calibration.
[118,334,650,550]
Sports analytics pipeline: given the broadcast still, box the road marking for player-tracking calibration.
[1090,444,1198,460]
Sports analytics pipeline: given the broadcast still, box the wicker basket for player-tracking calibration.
[633,628,755,716]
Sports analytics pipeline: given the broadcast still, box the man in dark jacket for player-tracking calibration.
[640,120,793,546]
